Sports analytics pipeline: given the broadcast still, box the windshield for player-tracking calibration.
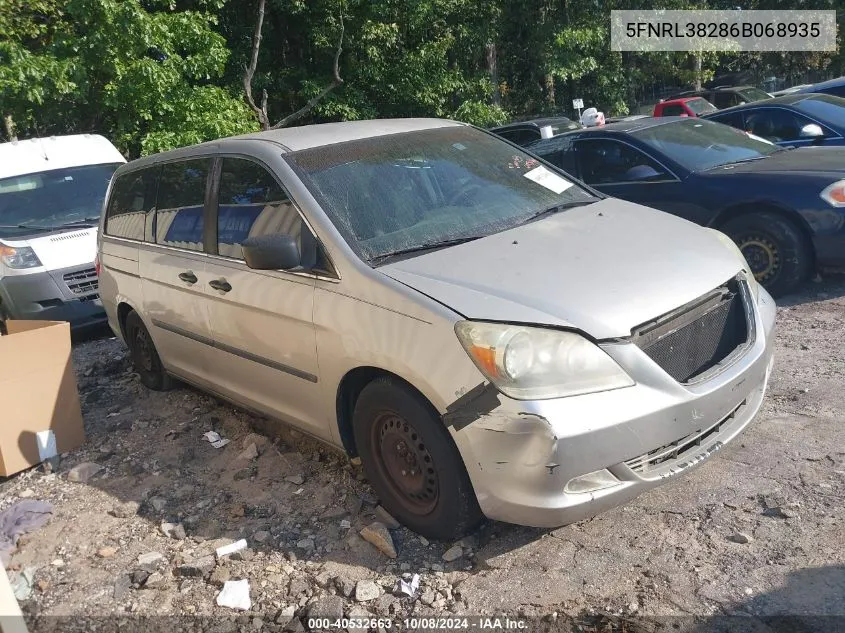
[0,163,121,238]
[286,126,595,263]
[632,119,781,171]
[738,87,772,102]
[687,98,717,115]
[794,94,845,127]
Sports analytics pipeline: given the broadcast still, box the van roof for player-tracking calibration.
[0,134,126,179]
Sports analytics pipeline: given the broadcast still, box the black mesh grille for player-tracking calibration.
[63,268,99,298]
[633,281,748,383]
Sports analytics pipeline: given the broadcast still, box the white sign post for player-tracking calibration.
[572,98,584,120]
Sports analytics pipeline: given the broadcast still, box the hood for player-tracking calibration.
[706,146,845,176]
[2,227,97,271]
[380,199,743,340]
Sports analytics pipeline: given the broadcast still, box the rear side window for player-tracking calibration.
[707,111,744,130]
[155,159,210,251]
[661,104,685,116]
[215,158,315,265]
[497,128,540,146]
[105,169,157,241]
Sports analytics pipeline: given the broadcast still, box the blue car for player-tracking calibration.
[701,93,845,148]
[796,76,845,98]
[527,117,845,297]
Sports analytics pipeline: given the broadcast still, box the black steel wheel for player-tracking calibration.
[353,376,482,540]
[125,310,172,391]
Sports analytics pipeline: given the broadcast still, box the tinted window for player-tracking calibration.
[662,104,686,116]
[216,158,309,262]
[155,159,210,251]
[745,109,820,142]
[706,111,744,129]
[737,87,772,102]
[287,126,595,263]
[496,128,541,146]
[820,85,845,98]
[105,167,157,241]
[633,119,780,171]
[686,98,717,115]
[529,136,578,174]
[794,94,845,128]
[576,139,669,184]
[713,92,737,108]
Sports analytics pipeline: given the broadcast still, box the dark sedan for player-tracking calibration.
[527,117,845,297]
[490,117,582,146]
[796,76,845,98]
[702,93,845,148]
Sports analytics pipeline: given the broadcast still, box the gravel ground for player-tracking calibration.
[2,276,844,633]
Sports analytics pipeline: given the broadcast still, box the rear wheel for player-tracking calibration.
[124,311,172,391]
[721,212,811,298]
[352,377,482,540]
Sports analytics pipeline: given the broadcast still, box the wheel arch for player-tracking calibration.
[116,301,138,340]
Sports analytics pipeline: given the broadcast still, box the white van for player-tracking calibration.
[0,135,125,329]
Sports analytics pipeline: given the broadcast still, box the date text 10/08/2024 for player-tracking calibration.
[306,617,528,630]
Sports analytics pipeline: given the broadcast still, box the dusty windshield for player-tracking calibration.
[286,126,596,263]
[0,163,121,238]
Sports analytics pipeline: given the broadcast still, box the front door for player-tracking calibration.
[201,157,326,438]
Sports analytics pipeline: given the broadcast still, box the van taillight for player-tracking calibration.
[95,255,101,277]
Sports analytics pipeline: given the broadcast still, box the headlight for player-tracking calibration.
[820,180,845,207]
[454,321,634,400]
[0,245,43,269]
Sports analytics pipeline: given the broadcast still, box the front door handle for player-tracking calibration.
[209,278,232,293]
[178,271,198,284]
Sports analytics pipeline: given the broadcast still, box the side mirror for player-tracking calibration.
[241,234,301,271]
[799,123,824,140]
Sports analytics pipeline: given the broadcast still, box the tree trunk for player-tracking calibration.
[486,42,501,106]
[693,52,703,90]
[544,73,556,109]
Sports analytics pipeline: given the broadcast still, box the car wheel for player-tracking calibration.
[352,376,483,540]
[721,212,811,298]
[124,311,172,391]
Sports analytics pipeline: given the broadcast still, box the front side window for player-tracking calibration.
[216,158,309,262]
[793,94,845,130]
[633,119,780,171]
[661,104,685,117]
[713,92,737,108]
[155,159,210,251]
[745,109,820,142]
[738,87,772,102]
[576,139,669,185]
[286,126,596,263]
[105,168,158,241]
[686,98,717,115]
[0,163,121,239]
[497,128,540,146]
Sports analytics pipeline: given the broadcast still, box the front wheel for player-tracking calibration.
[352,377,482,540]
[124,311,172,391]
[721,212,812,298]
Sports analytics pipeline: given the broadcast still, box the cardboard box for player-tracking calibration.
[0,320,85,476]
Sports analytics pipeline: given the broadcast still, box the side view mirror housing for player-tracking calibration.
[799,123,825,140]
[241,234,301,271]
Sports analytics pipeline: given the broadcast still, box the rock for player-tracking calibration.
[355,579,380,602]
[178,555,215,578]
[110,501,140,518]
[359,522,397,559]
[308,595,345,619]
[334,576,356,598]
[287,577,310,599]
[253,530,270,543]
[237,443,259,461]
[285,473,305,485]
[137,552,165,567]
[340,519,352,529]
[97,546,118,558]
[131,570,150,586]
[113,574,132,599]
[442,545,463,562]
[320,506,347,520]
[419,537,429,546]
[209,566,231,587]
[421,588,436,606]
[374,506,400,529]
[296,538,314,551]
[143,571,167,589]
[161,522,186,540]
[18,489,35,499]
[241,433,269,451]
[727,532,754,544]
[347,606,372,633]
[67,462,103,483]
[766,504,799,519]
[148,497,167,512]
[275,605,297,627]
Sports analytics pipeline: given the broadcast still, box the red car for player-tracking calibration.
[653,97,717,118]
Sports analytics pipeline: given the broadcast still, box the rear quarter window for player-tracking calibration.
[105,168,158,241]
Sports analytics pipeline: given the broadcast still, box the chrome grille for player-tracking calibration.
[631,279,748,383]
[63,267,99,299]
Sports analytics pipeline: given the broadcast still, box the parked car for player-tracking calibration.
[0,134,125,329]
[667,86,772,109]
[606,114,650,124]
[490,116,581,146]
[701,93,845,148]
[796,76,845,98]
[527,117,845,297]
[771,84,813,97]
[653,97,717,118]
[98,119,775,538]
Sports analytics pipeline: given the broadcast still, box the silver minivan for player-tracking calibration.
[98,119,776,539]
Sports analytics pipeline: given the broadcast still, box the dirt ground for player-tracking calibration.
[2,276,844,633]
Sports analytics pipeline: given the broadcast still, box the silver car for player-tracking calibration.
[98,119,775,539]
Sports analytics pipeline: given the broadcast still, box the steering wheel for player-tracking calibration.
[446,182,484,206]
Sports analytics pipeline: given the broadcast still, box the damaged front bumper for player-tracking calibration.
[446,284,776,528]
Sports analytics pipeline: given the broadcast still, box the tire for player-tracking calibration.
[721,211,812,298]
[352,377,482,540]
[124,311,172,391]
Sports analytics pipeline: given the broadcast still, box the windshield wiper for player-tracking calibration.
[54,218,100,228]
[0,223,52,232]
[371,236,485,265]
[523,198,600,223]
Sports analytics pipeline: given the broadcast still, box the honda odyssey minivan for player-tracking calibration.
[98,119,775,539]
